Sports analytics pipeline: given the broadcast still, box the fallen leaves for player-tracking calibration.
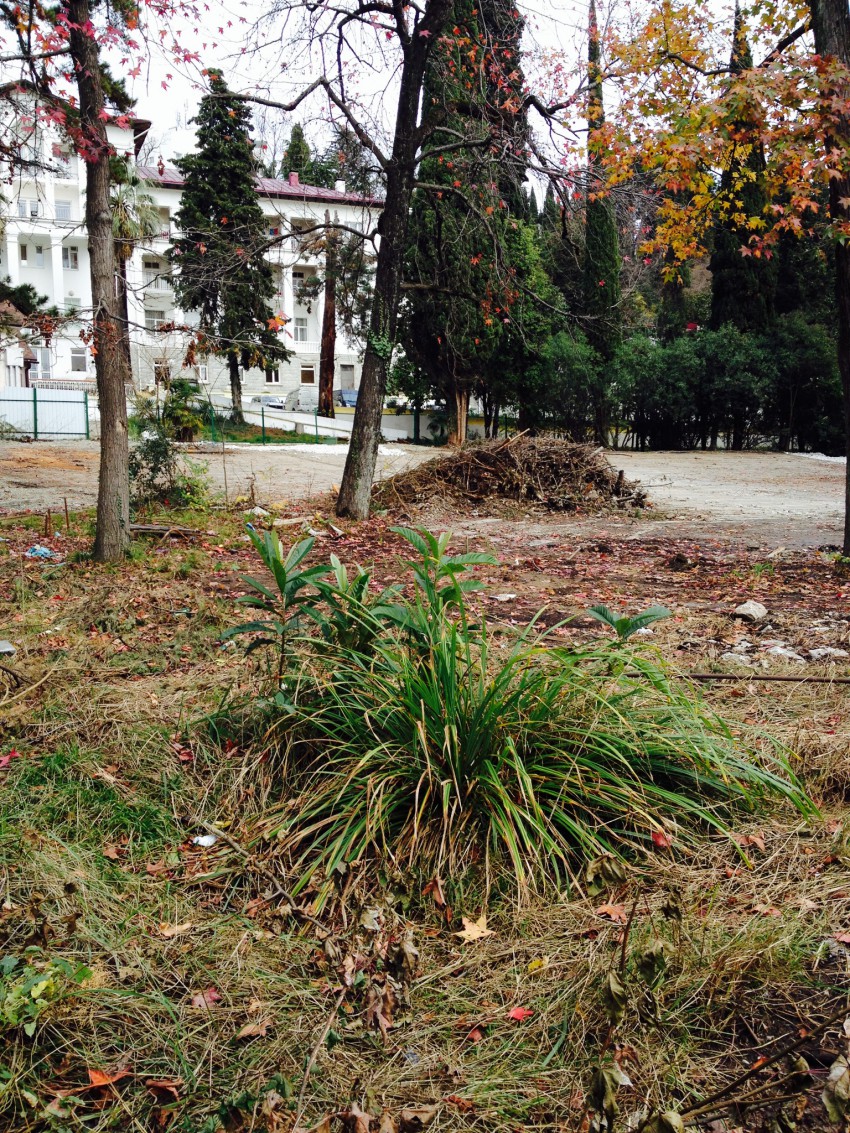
[595,903,628,924]
[190,986,221,1009]
[156,921,193,938]
[453,914,494,943]
[731,831,767,852]
[651,828,674,849]
[235,1018,271,1040]
[507,1006,534,1022]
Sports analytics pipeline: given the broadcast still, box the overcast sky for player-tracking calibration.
[123,0,593,164]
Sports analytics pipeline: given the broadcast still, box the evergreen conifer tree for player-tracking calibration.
[582,0,622,377]
[171,71,287,421]
[708,3,777,332]
[282,124,312,180]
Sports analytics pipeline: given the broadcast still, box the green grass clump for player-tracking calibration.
[235,528,813,901]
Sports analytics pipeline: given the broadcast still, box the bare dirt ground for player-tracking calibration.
[0,441,844,547]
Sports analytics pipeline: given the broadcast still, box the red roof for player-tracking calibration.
[137,165,381,208]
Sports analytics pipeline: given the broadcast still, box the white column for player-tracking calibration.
[5,232,19,285]
[50,238,64,308]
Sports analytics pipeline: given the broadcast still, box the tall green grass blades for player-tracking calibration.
[260,624,811,904]
[586,604,672,640]
[222,531,327,672]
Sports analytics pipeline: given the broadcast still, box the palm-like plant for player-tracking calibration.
[111,172,161,382]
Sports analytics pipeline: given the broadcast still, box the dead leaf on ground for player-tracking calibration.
[422,876,446,908]
[595,903,628,924]
[235,1019,271,1040]
[731,831,767,852]
[87,1067,132,1088]
[377,1113,398,1133]
[190,986,221,1009]
[507,1006,534,1022]
[364,982,396,1040]
[144,1078,183,1102]
[342,1103,373,1133]
[453,914,494,943]
[157,921,193,938]
[651,829,674,849]
[399,1104,438,1131]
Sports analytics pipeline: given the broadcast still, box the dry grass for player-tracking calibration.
[1,507,849,1131]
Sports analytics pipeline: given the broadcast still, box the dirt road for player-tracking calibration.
[0,442,844,547]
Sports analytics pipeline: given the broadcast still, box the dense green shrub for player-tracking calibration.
[227,528,812,902]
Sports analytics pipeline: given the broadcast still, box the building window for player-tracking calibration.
[19,244,28,264]
[294,317,308,342]
[158,208,170,237]
[300,365,315,385]
[340,364,355,389]
[36,347,52,379]
[34,245,44,268]
[146,309,166,330]
[17,198,39,218]
[70,347,87,372]
[62,245,79,270]
[195,364,208,384]
[265,369,280,384]
[56,200,71,220]
[64,296,80,315]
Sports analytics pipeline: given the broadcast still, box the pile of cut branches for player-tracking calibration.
[374,435,647,513]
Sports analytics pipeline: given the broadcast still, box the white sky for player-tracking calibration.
[123,0,594,163]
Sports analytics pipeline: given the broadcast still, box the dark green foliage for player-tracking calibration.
[0,278,46,320]
[170,71,288,416]
[708,7,776,333]
[402,0,537,439]
[281,124,311,179]
[515,330,603,438]
[582,0,622,366]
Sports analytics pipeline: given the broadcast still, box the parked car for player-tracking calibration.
[334,388,358,408]
[283,386,320,412]
[251,395,284,405]
[263,398,288,410]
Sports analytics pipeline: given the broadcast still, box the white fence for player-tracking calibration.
[0,387,97,439]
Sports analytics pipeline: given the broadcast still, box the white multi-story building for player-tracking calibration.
[1,101,379,403]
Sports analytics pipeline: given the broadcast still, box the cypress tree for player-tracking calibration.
[282,124,312,179]
[582,0,622,369]
[709,3,776,332]
[171,71,287,421]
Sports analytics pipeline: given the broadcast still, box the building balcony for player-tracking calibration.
[292,338,320,354]
[143,273,174,292]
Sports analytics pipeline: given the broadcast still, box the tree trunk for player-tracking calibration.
[336,0,453,519]
[810,0,850,554]
[318,210,336,418]
[68,0,129,562]
[448,385,469,445]
[228,353,244,422]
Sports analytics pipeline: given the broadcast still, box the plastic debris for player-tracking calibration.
[24,544,54,559]
[191,834,218,848]
[0,641,15,656]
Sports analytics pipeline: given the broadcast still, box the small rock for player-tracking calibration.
[491,593,518,602]
[766,646,806,662]
[809,647,850,661]
[633,627,655,637]
[721,652,754,666]
[732,639,753,653]
[733,600,768,623]
[245,506,270,518]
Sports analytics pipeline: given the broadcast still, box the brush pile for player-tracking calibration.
[374,435,647,513]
